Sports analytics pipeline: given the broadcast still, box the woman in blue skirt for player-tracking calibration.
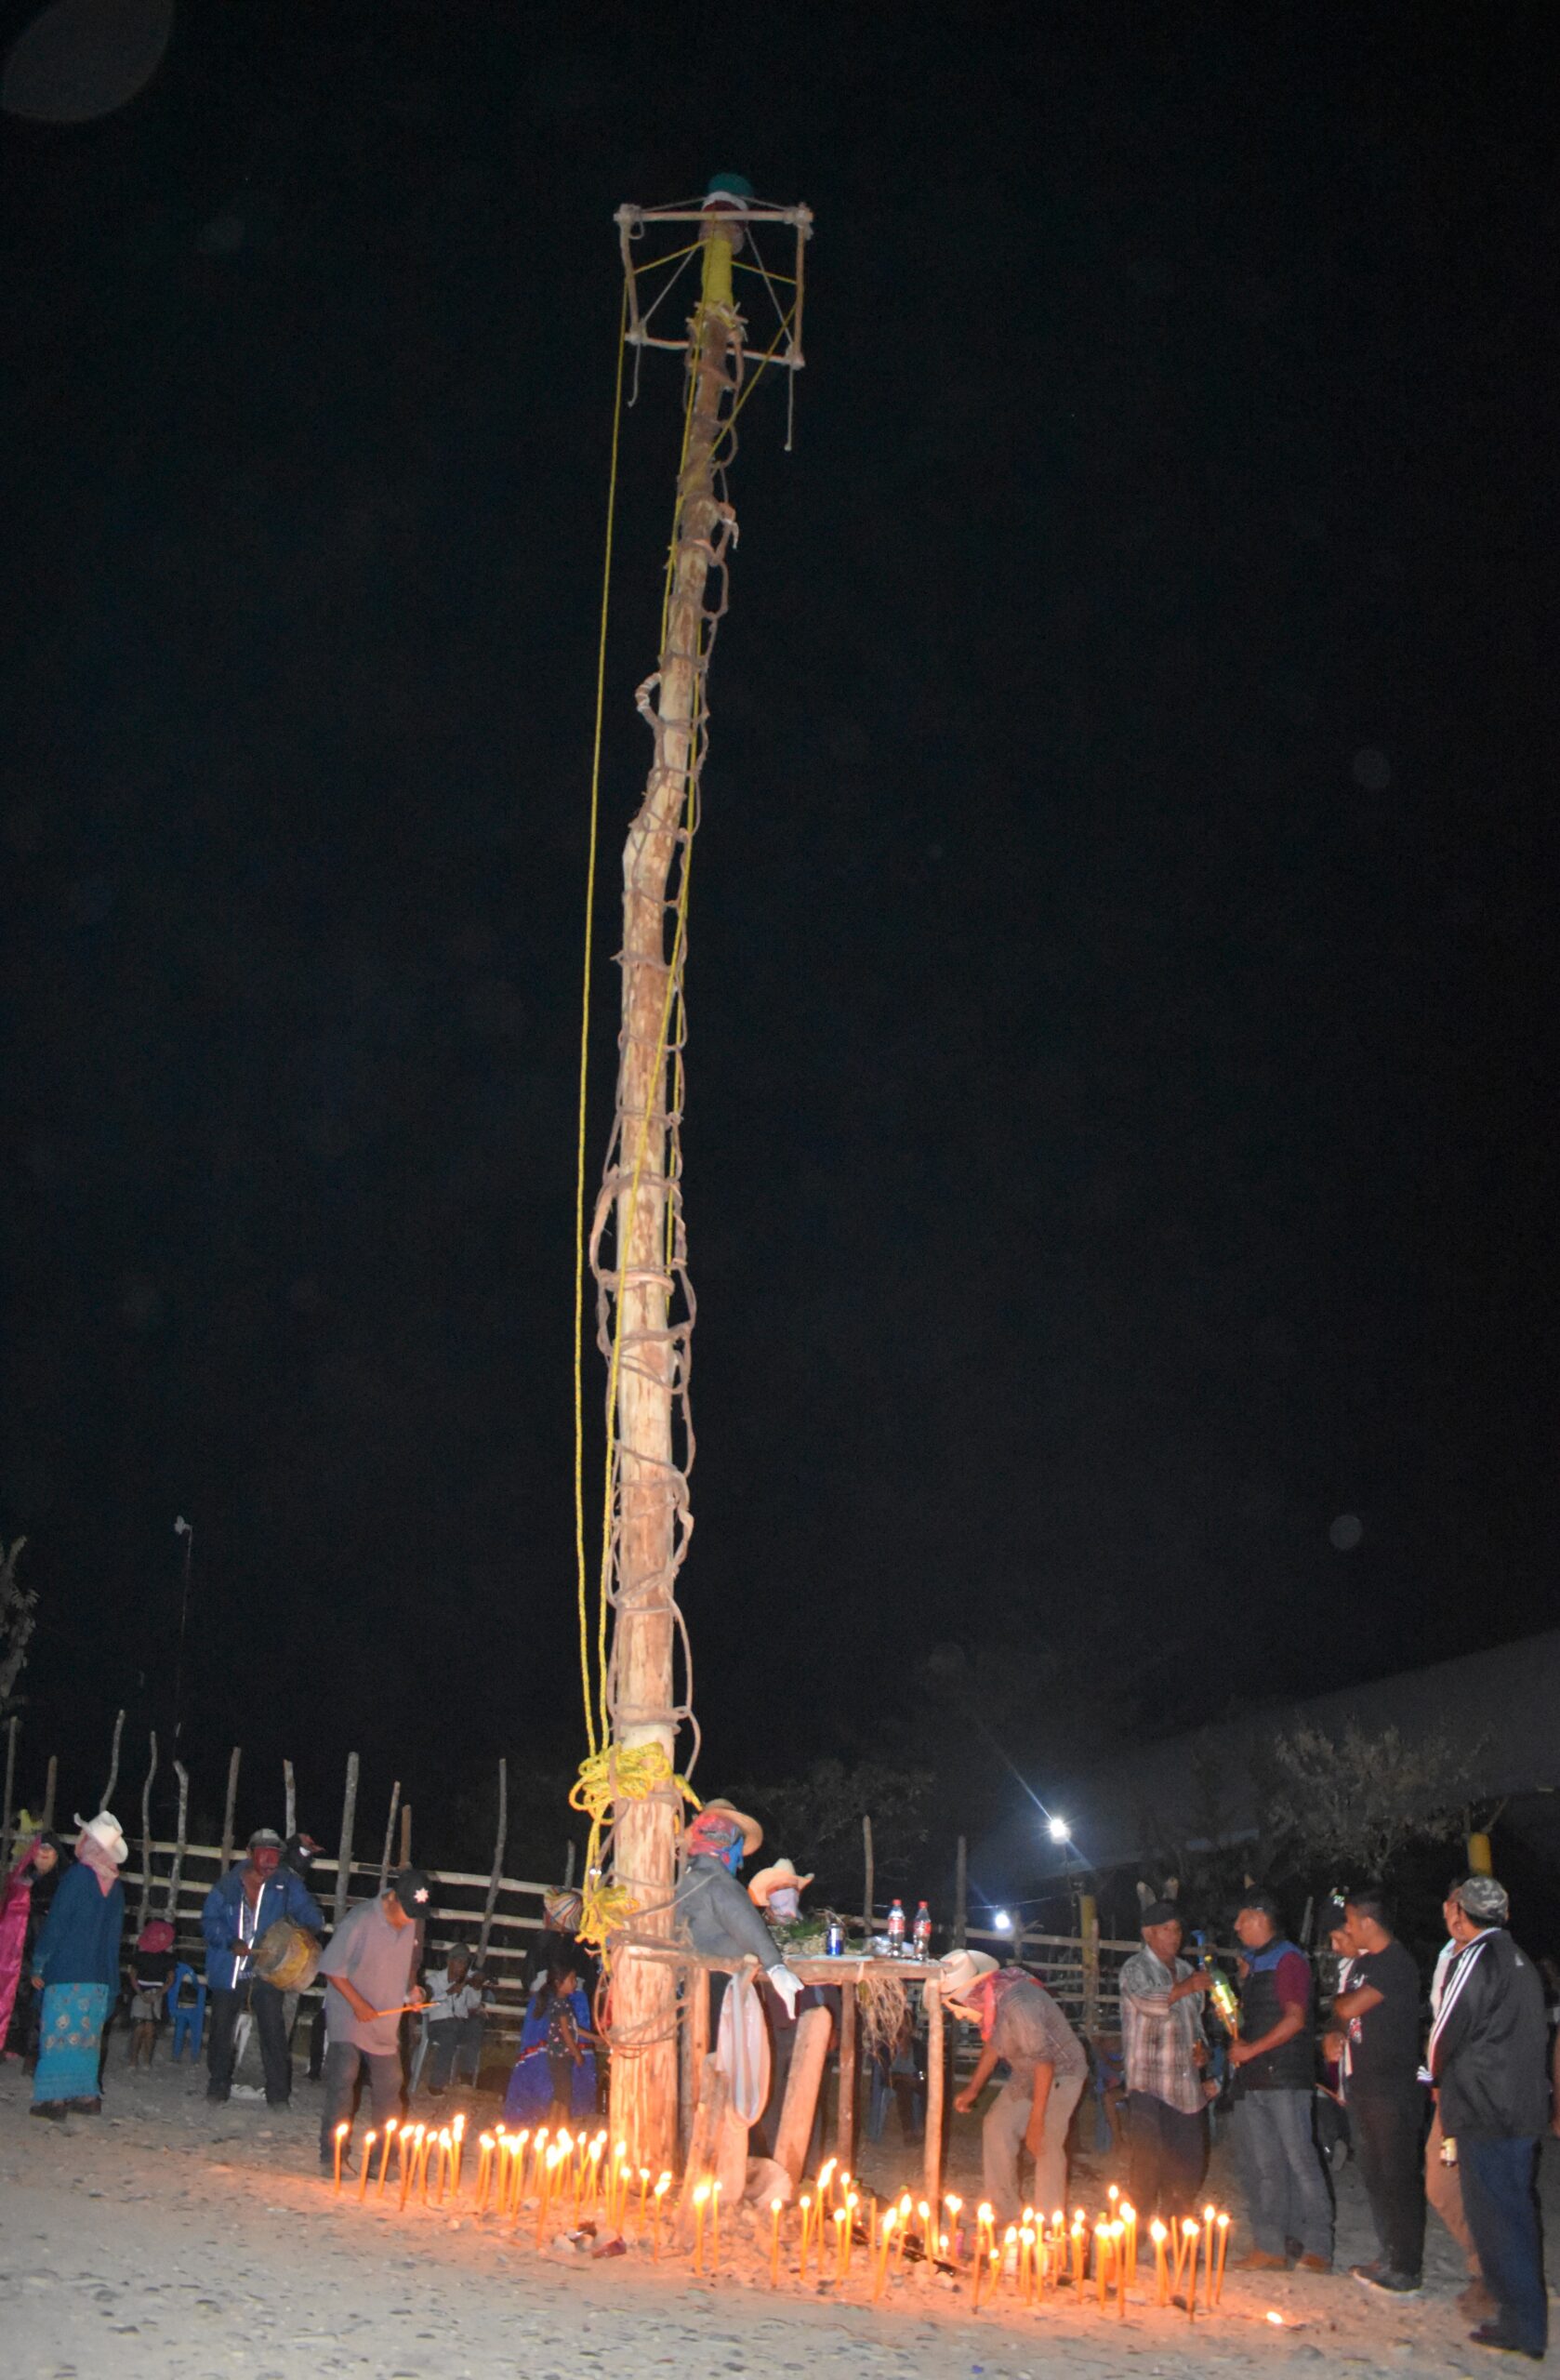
[505,1948,599,2126]
[31,1812,127,2120]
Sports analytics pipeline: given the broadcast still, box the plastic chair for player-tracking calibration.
[169,1963,206,2062]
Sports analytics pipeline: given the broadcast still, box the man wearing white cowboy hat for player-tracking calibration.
[747,1858,815,1919]
[940,1948,1088,2226]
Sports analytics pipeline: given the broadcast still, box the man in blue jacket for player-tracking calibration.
[202,1828,324,2109]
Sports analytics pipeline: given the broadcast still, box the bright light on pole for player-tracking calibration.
[993,1909,1012,1933]
[1047,1815,1071,1844]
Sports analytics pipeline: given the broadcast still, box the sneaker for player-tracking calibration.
[231,2083,264,2101]
[1469,2323,1543,2361]
[1352,2263,1421,2294]
[30,2101,67,2122]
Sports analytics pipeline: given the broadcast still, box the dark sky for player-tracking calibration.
[5,2,1556,1851]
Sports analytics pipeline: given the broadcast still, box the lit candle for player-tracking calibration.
[1150,2216,1169,2305]
[817,2157,836,2211]
[972,2240,987,2312]
[1094,2220,1108,2307]
[1202,2203,1216,2305]
[437,2126,454,2205]
[1019,2224,1035,2303]
[638,2166,652,2237]
[1070,2215,1085,2292]
[1122,2199,1137,2284]
[710,2179,721,2271]
[943,2193,963,2268]
[798,2191,813,2278]
[1179,2215,1197,2295]
[693,2179,709,2274]
[652,2172,670,2260]
[1116,2223,1128,2317]
[475,2132,494,2213]
[770,2196,784,2287]
[451,2111,467,2195]
[332,2121,349,2193]
[376,2119,399,2199]
[1184,2221,1200,2319]
[1214,2211,1231,2304]
[833,2206,848,2283]
[357,2130,377,2202]
[918,2198,932,2259]
[398,2123,421,2212]
[874,2209,896,2302]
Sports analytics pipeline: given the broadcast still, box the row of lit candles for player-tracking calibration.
[327,2122,1232,2318]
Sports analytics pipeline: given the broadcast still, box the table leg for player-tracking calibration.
[837,1978,856,2170]
[923,1979,944,2217]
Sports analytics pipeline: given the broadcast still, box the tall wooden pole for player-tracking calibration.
[605,201,742,2169]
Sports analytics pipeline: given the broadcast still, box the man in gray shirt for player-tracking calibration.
[942,1949,1088,2224]
[316,1868,430,2172]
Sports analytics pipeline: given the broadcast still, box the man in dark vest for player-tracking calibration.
[1227,1890,1333,2272]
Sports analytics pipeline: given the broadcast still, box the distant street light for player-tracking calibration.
[1047,1815,1071,1844]
[993,1909,1013,1933]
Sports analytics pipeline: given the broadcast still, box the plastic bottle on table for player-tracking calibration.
[912,1900,933,1959]
[886,1898,906,1954]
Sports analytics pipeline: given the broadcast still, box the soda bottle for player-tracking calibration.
[886,1898,906,1954]
[912,1900,933,1960]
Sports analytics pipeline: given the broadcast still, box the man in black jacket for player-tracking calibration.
[1428,1875,1549,2361]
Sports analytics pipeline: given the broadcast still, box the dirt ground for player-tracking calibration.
[2,2049,1553,2378]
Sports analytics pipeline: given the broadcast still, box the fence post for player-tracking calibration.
[398,1802,412,1870]
[954,1834,968,1948]
[1080,1893,1100,2034]
[139,1731,159,1933]
[2,1714,16,1859]
[41,1753,57,1831]
[284,1757,297,1839]
[862,1814,874,1930]
[335,1752,359,1927]
[563,1839,576,1888]
[479,1758,507,1963]
[220,1746,242,1871]
[377,1780,402,1895]
[165,1760,190,1924]
[102,1708,125,1811]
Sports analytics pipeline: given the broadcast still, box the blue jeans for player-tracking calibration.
[1234,2089,1333,2261]
[427,2013,484,2089]
[1460,2137,1547,2356]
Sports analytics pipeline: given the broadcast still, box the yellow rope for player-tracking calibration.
[570,1743,702,1950]
[573,281,628,1760]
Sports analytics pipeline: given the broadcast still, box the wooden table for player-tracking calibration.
[787,1955,945,2215]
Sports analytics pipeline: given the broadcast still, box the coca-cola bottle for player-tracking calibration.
[912,1900,933,1959]
[886,1897,906,1954]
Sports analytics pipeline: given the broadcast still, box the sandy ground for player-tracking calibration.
[2,2050,1553,2379]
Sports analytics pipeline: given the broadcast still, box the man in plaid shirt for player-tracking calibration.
[1118,1899,1215,2219]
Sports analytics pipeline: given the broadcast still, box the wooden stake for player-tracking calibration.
[102,1708,125,1811]
[41,1752,57,1831]
[478,1757,507,1963]
[2,1714,17,1863]
[336,1752,359,1927]
[220,1746,242,1871]
[165,1760,190,1924]
[862,1815,875,1929]
[398,1801,412,1870]
[954,1834,968,1948]
[138,1730,159,1934]
[283,1757,296,1839]
[377,1779,401,1895]
[603,204,746,2172]
[773,2004,831,2182]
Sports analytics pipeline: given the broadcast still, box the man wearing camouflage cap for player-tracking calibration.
[1428,1875,1549,2361]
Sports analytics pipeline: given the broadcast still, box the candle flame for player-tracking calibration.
[1150,2218,1168,2242]
[654,2174,670,2197]
[694,2181,710,2205]
[1266,2311,1285,2326]
[335,2122,350,2138]
[772,2196,784,2214]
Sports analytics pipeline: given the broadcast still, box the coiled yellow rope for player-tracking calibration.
[569,1742,702,1950]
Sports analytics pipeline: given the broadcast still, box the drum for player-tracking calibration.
[253,1918,321,1992]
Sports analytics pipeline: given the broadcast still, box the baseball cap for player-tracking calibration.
[390,1867,433,1916]
[247,1828,284,1852]
[1451,1874,1509,1924]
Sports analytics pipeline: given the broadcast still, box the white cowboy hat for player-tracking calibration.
[74,1810,128,1864]
[747,1858,814,1908]
[935,1948,998,2010]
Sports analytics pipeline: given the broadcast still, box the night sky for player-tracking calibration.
[5,3,1556,1859]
